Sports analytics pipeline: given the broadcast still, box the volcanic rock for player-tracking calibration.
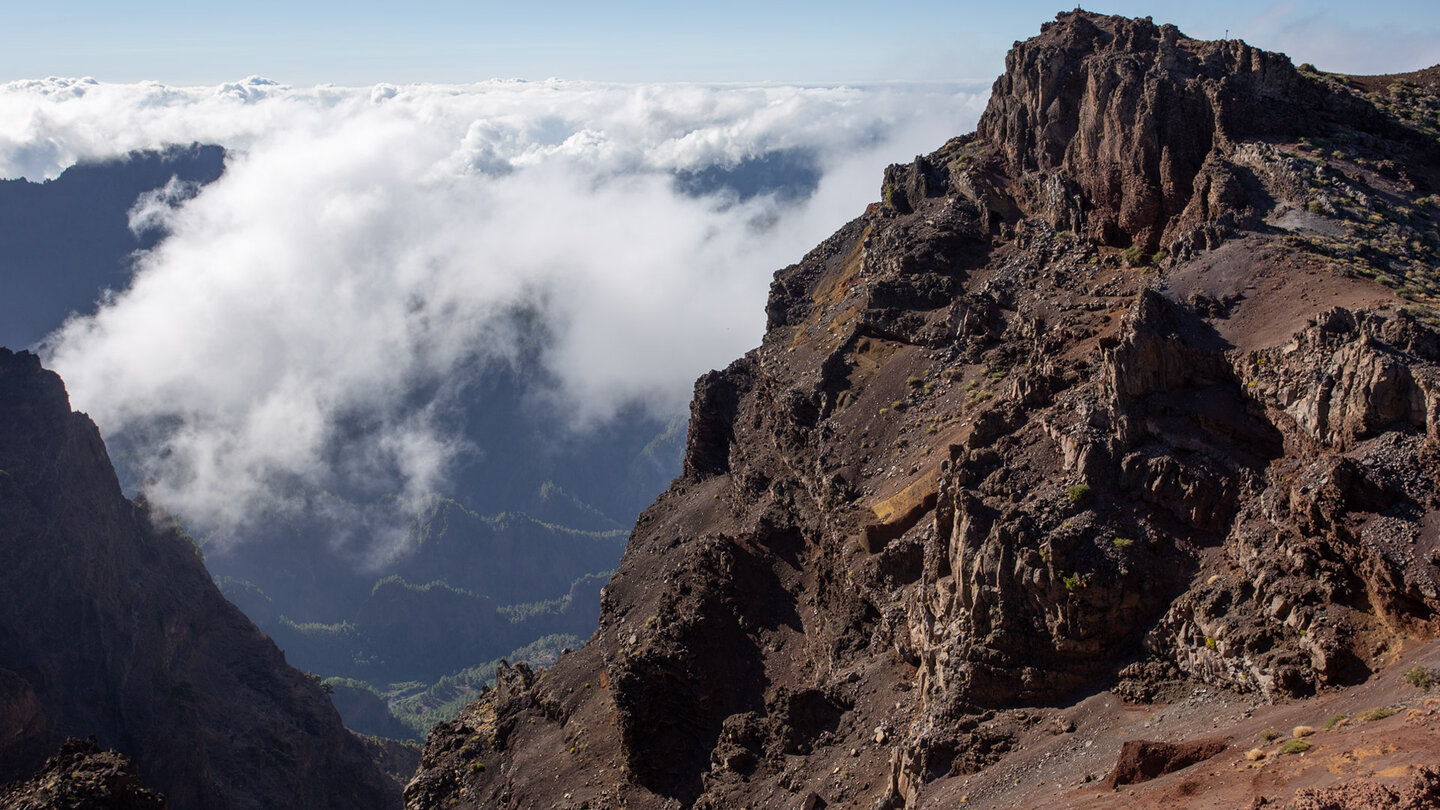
[406,10,1440,810]
[0,348,396,809]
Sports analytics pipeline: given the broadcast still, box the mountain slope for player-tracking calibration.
[0,145,225,350]
[0,348,396,810]
[405,11,1440,810]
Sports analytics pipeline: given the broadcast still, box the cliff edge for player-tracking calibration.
[0,348,398,809]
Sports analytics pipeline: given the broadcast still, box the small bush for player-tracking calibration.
[1111,537,1134,549]
[1061,572,1087,592]
[1065,484,1091,504]
[1403,665,1436,689]
[1323,714,1347,730]
[1261,728,1280,741]
[1278,739,1312,755]
[1205,636,1217,650]
[1358,707,1399,722]
[1120,245,1145,266]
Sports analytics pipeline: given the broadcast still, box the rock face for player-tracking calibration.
[0,737,168,810]
[976,12,1386,253]
[0,349,396,810]
[406,11,1440,810]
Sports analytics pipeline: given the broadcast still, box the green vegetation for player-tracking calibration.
[1111,537,1133,549]
[1060,572,1087,592]
[1120,245,1145,266]
[1261,728,1280,741]
[383,633,581,737]
[1065,483,1091,504]
[1278,739,1312,755]
[305,671,335,694]
[1204,636,1217,650]
[1358,707,1399,722]
[1403,665,1436,689]
[1323,714,1347,730]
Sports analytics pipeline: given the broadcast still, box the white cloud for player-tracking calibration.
[0,77,986,548]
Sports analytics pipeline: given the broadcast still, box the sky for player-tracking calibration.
[2,1,1439,85]
[2,0,1438,553]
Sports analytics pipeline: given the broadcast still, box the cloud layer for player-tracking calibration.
[0,76,986,541]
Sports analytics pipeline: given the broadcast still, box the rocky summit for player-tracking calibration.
[405,11,1440,810]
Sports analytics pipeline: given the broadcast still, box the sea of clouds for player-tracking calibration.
[0,76,987,541]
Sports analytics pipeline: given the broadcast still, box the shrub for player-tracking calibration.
[1278,739,1312,755]
[1111,537,1134,549]
[1323,714,1347,730]
[1358,707,1399,722]
[1205,636,1217,650]
[1403,665,1436,689]
[1261,728,1280,741]
[1065,484,1091,504]
[1120,245,1145,266]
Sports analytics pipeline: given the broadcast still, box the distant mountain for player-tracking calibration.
[0,348,397,809]
[0,145,684,738]
[0,144,224,350]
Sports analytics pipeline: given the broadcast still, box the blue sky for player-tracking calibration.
[3,1,1438,85]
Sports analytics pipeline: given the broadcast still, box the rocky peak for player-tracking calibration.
[407,12,1440,810]
[974,10,1386,252]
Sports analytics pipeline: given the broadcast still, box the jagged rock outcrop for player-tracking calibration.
[0,349,397,809]
[0,737,168,810]
[974,11,1394,253]
[407,11,1440,809]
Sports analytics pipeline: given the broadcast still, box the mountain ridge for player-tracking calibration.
[405,10,1440,809]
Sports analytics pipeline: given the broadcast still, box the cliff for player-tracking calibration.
[0,348,398,809]
[406,11,1440,809]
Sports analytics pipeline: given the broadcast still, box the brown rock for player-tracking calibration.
[1105,738,1228,788]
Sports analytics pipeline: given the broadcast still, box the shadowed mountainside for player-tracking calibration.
[0,348,397,810]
